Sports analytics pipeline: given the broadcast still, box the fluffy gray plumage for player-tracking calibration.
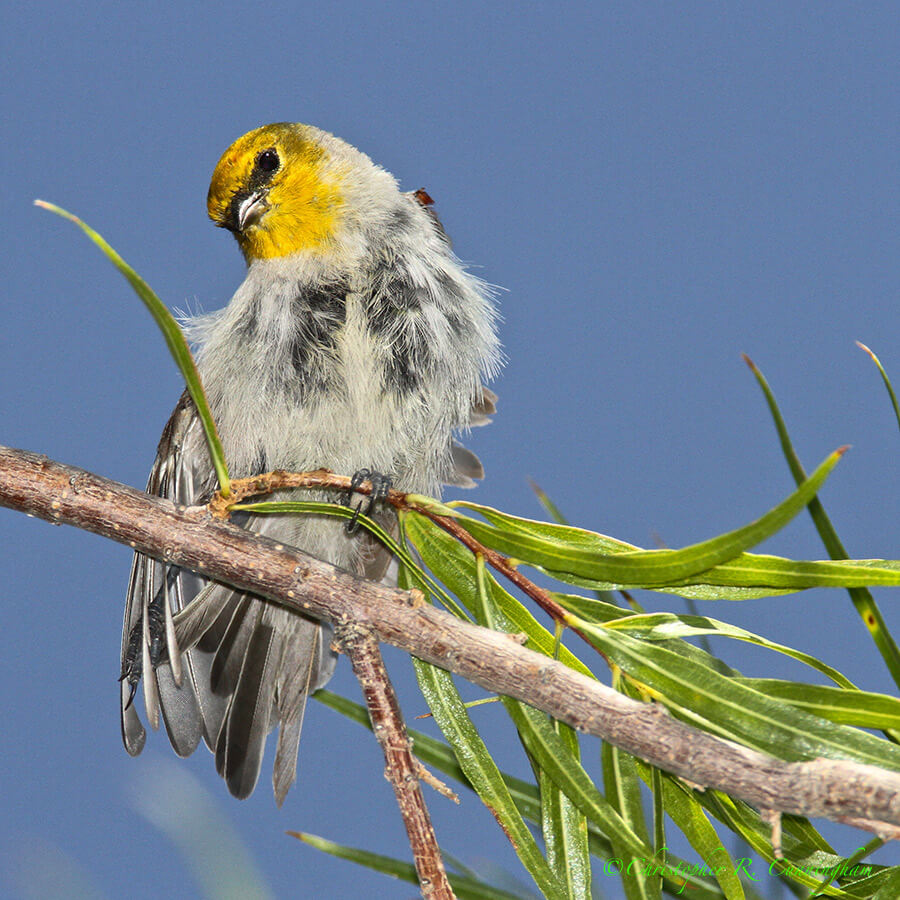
[120,124,500,805]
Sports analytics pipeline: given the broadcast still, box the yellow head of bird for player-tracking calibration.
[207,123,345,261]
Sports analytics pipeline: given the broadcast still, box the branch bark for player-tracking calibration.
[1,445,899,836]
[336,623,455,899]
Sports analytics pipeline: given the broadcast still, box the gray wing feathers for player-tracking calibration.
[444,386,497,488]
[156,662,203,757]
[120,391,336,802]
[272,612,335,806]
[120,551,147,755]
[471,386,497,426]
[448,443,485,488]
[215,621,278,799]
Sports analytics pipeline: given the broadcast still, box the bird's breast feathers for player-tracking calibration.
[185,238,498,491]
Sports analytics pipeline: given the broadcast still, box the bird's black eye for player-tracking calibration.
[256,148,280,174]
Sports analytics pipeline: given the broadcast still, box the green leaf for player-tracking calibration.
[288,832,531,900]
[871,866,900,900]
[708,792,894,897]
[633,760,746,900]
[595,610,855,688]
[465,574,655,870]
[315,689,741,899]
[453,492,900,597]
[470,554,590,899]
[36,200,231,496]
[603,744,661,900]
[745,354,900,689]
[540,720,591,900]
[412,658,566,900]
[551,593,741,677]
[570,619,900,770]
[451,448,843,586]
[403,511,596,679]
[394,529,564,898]
[501,697,652,857]
[650,766,665,855]
[550,555,900,594]
[549,571,796,601]
[857,342,900,437]
[735,679,900,730]
[703,794,852,898]
[449,546,666,892]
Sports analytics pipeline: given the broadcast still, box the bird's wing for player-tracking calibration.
[120,391,336,804]
[120,390,218,758]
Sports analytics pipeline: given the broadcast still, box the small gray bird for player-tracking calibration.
[119,123,500,805]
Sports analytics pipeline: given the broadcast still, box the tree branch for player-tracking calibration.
[1,445,899,836]
[336,623,455,899]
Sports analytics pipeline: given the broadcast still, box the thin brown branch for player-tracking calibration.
[218,469,608,659]
[335,623,454,900]
[2,445,900,835]
[411,507,568,622]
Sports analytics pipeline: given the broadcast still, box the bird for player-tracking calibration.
[119,123,501,805]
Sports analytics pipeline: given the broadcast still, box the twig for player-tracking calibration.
[335,623,454,900]
[2,446,900,834]
[216,469,608,658]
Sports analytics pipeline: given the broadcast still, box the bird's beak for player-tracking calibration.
[235,190,269,232]
[218,189,270,233]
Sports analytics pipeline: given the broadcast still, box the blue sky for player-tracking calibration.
[2,3,898,898]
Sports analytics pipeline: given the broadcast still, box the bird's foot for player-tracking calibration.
[344,468,393,534]
[119,587,168,708]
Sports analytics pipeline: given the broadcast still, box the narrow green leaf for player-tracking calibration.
[633,760,746,900]
[463,556,658,881]
[502,697,650,856]
[528,479,569,526]
[693,782,838,859]
[857,342,900,436]
[744,355,900,688]
[871,865,900,900]
[412,659,566,900]
[36,200,231,496]
[706,793,882,898]
[552,593,741,678]
[397,529,569,899]
[404,511,596,679]
[317,688,732,898]
[537,721,591,900]
[603,743,661,900]
[650,766,665,856]
[470,555,590,899]
[545,554,900,594]
[455,500,900,596]
[674,556,900,590]
[288,832,530,900]
[810,837,888,899]
[452,448,845,586]
[545,570,794,599]
[735,679,900,729]
[570,619,900,770]
[679,787,861,896]
[597,611,855,688]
